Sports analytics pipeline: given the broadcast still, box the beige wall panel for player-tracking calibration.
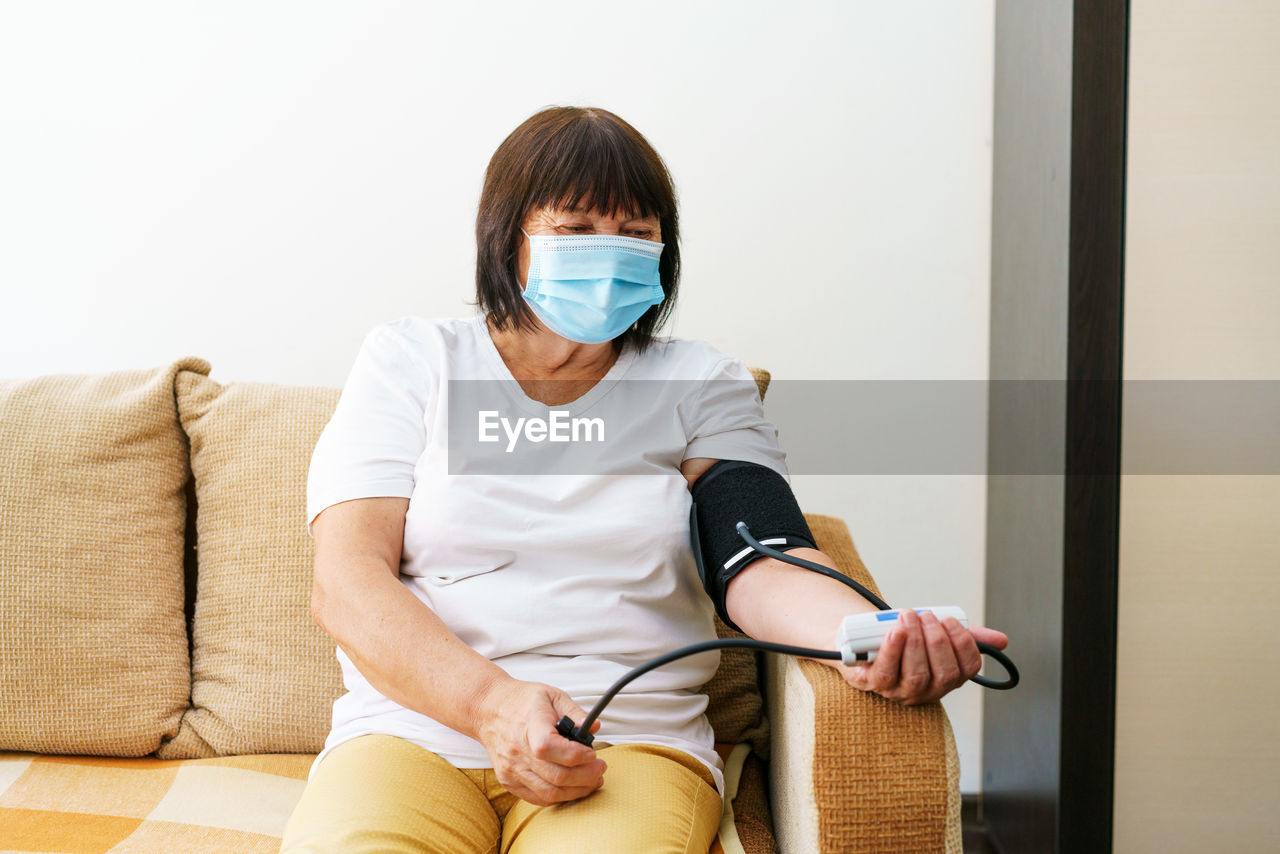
[1114,476,1280,851]
[1123,0,1280,382]
[1117,1,1280,851]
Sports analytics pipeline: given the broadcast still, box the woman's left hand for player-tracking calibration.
[840,609,1009,705]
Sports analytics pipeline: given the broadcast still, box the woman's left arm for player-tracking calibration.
[681,457,1008,706]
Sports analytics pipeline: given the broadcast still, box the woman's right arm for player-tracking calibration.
[310,496,605,804]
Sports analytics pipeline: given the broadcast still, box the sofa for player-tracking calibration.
[0,357,962,854]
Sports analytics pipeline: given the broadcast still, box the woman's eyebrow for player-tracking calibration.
[559,204,655,223]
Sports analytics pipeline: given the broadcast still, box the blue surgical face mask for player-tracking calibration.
[519,230,665,344]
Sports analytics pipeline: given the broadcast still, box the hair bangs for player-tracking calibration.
[527,118,669,221]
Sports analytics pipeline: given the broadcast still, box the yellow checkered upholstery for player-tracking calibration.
[0,752,311,854]
[0,748,768,854]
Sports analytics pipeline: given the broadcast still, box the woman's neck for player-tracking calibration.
[486,317,620,405]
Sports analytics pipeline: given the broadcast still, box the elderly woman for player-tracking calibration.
[281,107,1007,854]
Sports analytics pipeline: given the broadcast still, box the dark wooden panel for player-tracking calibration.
[1060,0,1128,851]
[986,1,1128,852]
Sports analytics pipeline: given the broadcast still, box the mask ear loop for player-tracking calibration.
[514,228,531,290]
[516,227,544,295]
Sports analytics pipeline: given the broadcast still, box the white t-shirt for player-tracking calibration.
[306,314,788,794]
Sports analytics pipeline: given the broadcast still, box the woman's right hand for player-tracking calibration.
[474,678,606,806]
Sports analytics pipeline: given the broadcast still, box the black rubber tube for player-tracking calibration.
[560,638,842,745]
[556,521,1020,746]
[735,523,1019,691]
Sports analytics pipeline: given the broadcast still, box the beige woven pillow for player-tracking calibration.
[0,359,208,755]
[158,372,344,758]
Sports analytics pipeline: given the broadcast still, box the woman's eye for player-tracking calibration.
[628,230,654,239]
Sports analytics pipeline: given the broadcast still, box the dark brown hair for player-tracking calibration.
[475,107,680,352]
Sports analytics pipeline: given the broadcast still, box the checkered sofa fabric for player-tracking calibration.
[0,748,776,854]
[0,752,311,853]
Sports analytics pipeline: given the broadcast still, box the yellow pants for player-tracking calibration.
[280,734,722,854]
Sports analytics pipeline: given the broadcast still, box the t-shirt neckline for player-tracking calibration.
[470,314,638,417]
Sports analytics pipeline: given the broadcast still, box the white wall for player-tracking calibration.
[0,1,994,791]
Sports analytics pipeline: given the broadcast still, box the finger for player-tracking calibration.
[921,612,962,692]
[529,754,607,794]
[497,737,606,803]
[531,721,600,767]
[549,691,592,726]
[856,625,906,693]
[971,625,1009,649]
[531,694,600,767]
[945,617,983,680]
[508,777,601,807]
[896,610,931,698]
[531,784,602,806]
[493,749,604,805]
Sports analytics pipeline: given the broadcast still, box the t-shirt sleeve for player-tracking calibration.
[305,324,434,532]
[680,356,789,478]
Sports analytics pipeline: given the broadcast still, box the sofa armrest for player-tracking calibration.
[763,515,962,854]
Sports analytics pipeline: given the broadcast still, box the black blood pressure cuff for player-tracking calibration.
[689,459,816,632]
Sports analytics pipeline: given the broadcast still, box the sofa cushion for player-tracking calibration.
[158,373,344,758]
[0,359,208,756]
[703,619,770,754]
